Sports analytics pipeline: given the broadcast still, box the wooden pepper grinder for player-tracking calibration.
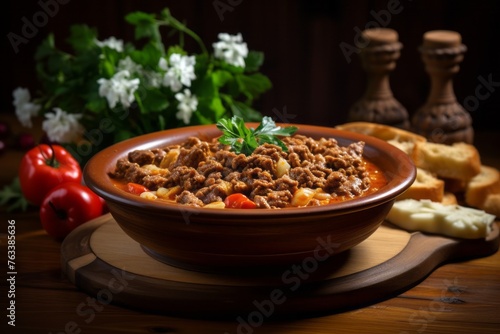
[348,28,409,129]
[412,30,473,144]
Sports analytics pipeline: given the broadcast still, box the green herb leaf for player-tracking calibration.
[217,116,297,156]
[0,177,30,212]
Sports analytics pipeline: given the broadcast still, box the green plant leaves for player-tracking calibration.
[142,89,170,112]
[244,51,265,72]
[0,177,29,212]
[125,11,158,40]
[67,24,97,53]
[236,73,272,102]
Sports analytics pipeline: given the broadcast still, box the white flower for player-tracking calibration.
[12,87,41,128]
[118,57,162,88]
[118,56,143,74]
[95,37,124,52]
[158,57,168,71]
[159,53,196,92]
[97,70,140,109]
[175,89,198,124]
[144,70,163,88]
[212,33,248,68]
[42,108,85,144]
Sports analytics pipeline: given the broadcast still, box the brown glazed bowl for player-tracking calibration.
[84,124,415,272]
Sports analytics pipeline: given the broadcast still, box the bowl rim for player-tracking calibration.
[84,123,416,218]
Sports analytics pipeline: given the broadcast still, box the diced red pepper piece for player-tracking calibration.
[127,182,149,195]
[224,193,257,209]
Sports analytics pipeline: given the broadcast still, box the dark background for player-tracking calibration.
[3,0,500,134]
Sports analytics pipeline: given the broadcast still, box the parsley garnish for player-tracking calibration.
[217,116,298,156]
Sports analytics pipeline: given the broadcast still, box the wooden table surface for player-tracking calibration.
[1,115,499,333]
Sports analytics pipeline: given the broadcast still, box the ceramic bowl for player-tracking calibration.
[84,124,416,272]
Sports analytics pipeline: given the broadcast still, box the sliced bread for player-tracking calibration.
[442,192,458,205]
[411,141,481,181]
[483,194,500,218]
[465,165,500,209]
[336,122,426,143]
[397,167,444,202]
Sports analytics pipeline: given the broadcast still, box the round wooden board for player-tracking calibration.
[61,213,499,318]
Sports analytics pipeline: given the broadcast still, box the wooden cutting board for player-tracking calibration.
[61,213,499,318]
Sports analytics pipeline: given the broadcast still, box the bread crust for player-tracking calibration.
[442,192,458,205]
[483,194,500,218]
[465,165,500,209]
[336,122,427,144]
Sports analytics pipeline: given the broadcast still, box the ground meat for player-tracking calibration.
[289,167,325,189]
[124,164,151,184]
[274,175,299,193]
[287,144,315,163]
[142,175,169,190]
[215,150,238,169]
[252,144,286,161]
[177,190,204,207]
[110,134,375,208]
[230,154,249,171]
[151,148,167,166]
[195,181,231,204]
[254,195,271,209]
[265,190,293,208]
[198,160,224,178]
[249,155,276,176]
[128,150,155,166]
[172,147,207,169]
[250,178,274,197]
[109,158,133,179]
[165,166,205,191]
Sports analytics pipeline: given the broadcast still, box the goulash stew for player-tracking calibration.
[109,135,387,209]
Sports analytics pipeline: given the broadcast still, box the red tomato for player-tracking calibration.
[19,144,82,205]
[40,183,104,239]
[224,193,257,209]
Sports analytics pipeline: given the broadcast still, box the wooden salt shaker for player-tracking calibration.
[348,28,409,129]
[412,30,473,144]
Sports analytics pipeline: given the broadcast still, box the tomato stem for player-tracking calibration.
[40,144,60,168]
[48,201,67,220]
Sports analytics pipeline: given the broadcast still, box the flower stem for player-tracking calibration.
[40,144,59,168]
[159,9,208,56]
